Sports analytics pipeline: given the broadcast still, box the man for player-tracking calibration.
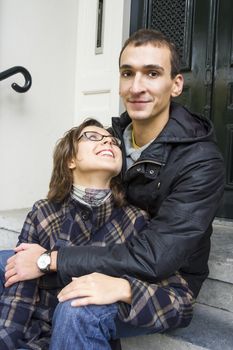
[5,29,224,345]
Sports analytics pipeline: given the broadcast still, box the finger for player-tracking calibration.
[5,267,16,281]
[70,297,93,307]
[58,288,92,302]
[14,243,31,252]
[58,284,76,298]
[5,275,21,288]
[71,275,94,283]
[58,279,87,298]
[5,261,15,272]
[6,255,16,266]
[57,287,78,300]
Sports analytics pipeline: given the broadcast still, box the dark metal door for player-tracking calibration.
[130,0,233,218]
[211,1,233,218]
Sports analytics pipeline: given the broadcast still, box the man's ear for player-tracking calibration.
[68,158,76,169]
[171,74,184,97]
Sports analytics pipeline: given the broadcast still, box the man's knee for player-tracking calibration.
[53,301,118,333]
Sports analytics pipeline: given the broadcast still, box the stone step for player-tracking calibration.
[196,220,233,311]
[0,228,19,250]
[0,208,28,233]
[197,277,233,313]
[0,208,28,249]
[208,220,233,284]
[121,303,233,350]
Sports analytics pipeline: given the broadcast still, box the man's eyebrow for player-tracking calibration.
[119,64,164,71]
[119,64,132,70]
[144,64,164,71]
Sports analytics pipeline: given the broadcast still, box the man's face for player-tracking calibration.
[119,44,183,123]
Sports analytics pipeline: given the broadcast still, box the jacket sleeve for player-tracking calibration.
[117,273,194,330]
[0,208,40,349]
[57,148,225,289]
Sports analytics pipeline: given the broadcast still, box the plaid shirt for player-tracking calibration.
[0,195,194,349]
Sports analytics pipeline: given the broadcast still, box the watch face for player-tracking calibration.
[38,254,51,270]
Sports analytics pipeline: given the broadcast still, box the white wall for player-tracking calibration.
[0,0,78,210]
[0,0,130,211]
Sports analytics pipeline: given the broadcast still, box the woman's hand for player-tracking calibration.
[4,243,46,287]
[58,272,132,307]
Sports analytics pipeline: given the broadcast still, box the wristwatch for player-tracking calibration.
[37,250,52,273]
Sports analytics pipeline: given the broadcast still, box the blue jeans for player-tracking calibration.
[49,301,119,350]
[0,250,14,294]
[49,300,155,350]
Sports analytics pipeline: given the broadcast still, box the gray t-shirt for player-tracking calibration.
[123,123,153,169]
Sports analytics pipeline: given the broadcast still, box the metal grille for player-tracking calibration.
[148,0,187,59]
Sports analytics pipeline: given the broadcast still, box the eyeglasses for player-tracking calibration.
[77,131,121,147]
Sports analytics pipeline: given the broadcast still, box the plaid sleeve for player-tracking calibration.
[0,207,40,349]
[117,272,194,332]
[17,202,41,244]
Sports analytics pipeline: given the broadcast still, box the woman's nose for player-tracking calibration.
[102,136,113,145]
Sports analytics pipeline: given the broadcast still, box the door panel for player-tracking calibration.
[130,0,233,218]
[212,0,233,217]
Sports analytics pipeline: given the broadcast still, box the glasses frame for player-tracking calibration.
[77,131,121,147]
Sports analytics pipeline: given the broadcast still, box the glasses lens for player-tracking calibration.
[81,131,121,147]
[84,132,102,141]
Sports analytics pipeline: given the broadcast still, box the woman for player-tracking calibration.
[0,119,193,349]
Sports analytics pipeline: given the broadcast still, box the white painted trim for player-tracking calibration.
[73,0,129,126]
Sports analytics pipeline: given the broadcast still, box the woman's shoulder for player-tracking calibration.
[120,203,149,221]
[30,198,68,218]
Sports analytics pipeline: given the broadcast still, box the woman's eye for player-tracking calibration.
[88,133,99,140]
[90,136,99,140]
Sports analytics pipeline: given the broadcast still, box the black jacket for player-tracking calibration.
[58,102,225,298]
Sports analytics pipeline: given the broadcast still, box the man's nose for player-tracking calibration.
[130,74,145,94]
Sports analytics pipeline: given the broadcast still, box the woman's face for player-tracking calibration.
[69,125,122,187]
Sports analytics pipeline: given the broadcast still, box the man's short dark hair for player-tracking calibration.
[119,29,181,78]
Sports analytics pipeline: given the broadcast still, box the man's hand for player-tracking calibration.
[57,272,132,307]
[5,243,46,287]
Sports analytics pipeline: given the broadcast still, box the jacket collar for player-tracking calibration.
[112,102,215,169]
[113,102,214,144]
[63,194,117,229]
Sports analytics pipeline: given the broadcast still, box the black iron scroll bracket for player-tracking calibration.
[0,66,32,93]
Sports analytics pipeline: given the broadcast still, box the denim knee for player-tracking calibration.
[53,300,118,326]
[52,301,118,340]
[50,302,118,350]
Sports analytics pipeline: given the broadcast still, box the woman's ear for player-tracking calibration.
[68,158,76,169]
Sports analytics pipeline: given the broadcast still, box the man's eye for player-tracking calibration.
[121,71,132,78]
[148,71,158,78]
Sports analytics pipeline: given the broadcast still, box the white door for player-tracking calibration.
[74,0,131,127]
